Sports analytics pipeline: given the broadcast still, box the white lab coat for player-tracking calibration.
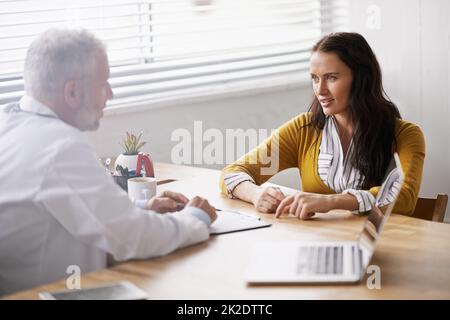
[0,96,210,296]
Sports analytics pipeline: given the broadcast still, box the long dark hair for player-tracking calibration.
[309,32,401,189]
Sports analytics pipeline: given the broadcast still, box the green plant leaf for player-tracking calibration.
[136,141,146,151]
[120,131,147,154]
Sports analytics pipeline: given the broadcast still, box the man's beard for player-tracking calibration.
[73,93,101,131]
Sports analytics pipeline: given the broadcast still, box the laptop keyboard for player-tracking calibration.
[296,246,344,275]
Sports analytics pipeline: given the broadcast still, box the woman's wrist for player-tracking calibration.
[328,193,359,211]
[250,186,264,205]
[233,181,262,204]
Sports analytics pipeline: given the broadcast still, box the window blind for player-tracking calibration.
[0,0,348,107]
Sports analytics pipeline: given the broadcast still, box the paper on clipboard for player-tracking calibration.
[209,210,271,235]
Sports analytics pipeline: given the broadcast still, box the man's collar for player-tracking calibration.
[19,95,59,118]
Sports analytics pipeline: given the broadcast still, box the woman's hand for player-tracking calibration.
[251,186,286,213]
[145,190,189,213]
[275,192,334,220]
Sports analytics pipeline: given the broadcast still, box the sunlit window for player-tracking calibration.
[0,0,348,107]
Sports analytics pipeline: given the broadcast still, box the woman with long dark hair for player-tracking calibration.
[220,32,425,219]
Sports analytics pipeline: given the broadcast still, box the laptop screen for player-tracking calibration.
[357,153,405,269]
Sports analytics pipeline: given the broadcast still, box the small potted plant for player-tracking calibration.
[114,131,146,178]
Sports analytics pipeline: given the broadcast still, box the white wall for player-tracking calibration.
[88,0,450,221]
[88,85,311,188]
[347,0,450,220]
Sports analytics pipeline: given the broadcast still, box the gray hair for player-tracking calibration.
[23,28,106,98]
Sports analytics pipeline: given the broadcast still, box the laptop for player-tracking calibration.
[245,153,404,284]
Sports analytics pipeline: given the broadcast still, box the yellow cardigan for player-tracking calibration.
[220,112,425,216]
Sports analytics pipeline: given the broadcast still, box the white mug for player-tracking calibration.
[127,177,157,203]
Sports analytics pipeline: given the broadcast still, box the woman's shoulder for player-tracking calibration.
[297,111,313,124]
[395,118,425,144]
[283,112,313,130]
[275,112,316,141]
[395,118,424,135]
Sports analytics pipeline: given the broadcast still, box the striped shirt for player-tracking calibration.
[224,116,400,214]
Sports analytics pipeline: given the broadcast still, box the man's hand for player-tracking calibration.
[145,190,189,213]
[186,196,217,223]
[251,186,285,213]
[275,192,334,220]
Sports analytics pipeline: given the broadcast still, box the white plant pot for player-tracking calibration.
[114,154,139,176]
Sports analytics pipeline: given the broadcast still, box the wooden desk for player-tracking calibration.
[3,164,450,299]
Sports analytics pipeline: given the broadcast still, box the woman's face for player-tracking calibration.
[310,51,353,117]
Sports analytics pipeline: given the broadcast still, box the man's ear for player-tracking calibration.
[63,79,81,109]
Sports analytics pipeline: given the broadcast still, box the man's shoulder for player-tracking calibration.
[1,104,87,149]
[20,115,93,159]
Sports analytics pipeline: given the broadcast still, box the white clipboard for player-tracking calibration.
[209,210,271,235]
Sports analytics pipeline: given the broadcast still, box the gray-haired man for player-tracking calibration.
[0,29,216,296]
